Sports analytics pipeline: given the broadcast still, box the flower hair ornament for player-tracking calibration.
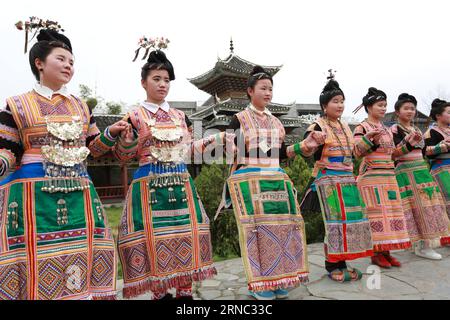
[15,16,64,53]
[133,36,170,62]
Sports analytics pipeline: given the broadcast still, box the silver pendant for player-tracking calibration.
[259,139,271,153]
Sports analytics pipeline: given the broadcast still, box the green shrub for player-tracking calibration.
[86,97,98,110]
[194,163,240,258]
[282,156,325,244]
[302,210,325,244]
[282,156,311,201]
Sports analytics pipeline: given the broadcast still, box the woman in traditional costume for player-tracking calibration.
[299,75,373,282]
[424,98,450,246]
[116,39,220,300]
[391,93,449,259]
[221,66,309,300]
[0,18,123,300]
[353,87,411,268]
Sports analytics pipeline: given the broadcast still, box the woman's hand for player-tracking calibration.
[109,120,131,138]
[365,128,383,142]
[223,132,236,145]
[224,132,237,156]
[407,131,422,147]
[120,124,135,143]
[305,131,326,149]
[443,136,450,149]
[365,128,384,145]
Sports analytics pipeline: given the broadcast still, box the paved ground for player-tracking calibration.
[117,243,450,300]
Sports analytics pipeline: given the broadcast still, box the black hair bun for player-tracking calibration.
[36,29,72,51]
[367,87,379,96]
[319,79,344,109]
[401,93,417,105]
[394,92,417,111]
[145,50,175,80]
[432,98,447,109]
[429,98,450,120]
[251,65,267,76]
[398,93,410,100]
[397,92,416,104]
[147,50,168,64]
[322,79,341,92]
[362,87,387,107]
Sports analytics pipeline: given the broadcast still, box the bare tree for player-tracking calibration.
[78,84,99,111]
[78,84,93,100]
[421,85,450,115]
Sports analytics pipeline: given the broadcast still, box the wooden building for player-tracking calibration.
[383,110,430,132]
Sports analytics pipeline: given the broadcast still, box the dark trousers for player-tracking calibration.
[325,260,347,273]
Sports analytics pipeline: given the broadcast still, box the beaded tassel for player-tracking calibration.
[149,187,157,205]
[7,202,19,231]
[181,187,187,203]
[94,198,104,221]
[146,162,192,205]
[56,199,69,225]
[168,187,176,203]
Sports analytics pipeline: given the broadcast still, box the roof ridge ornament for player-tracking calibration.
[230,37,234,54]
[287,100,296,107]
[215,93,221,103]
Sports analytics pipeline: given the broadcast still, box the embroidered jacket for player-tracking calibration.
[424,125,450,164]
[113,105,223,165]
[0,90,115,175]
[353,120,396,175]
[297,117,354,177]
[391,124,426,163]
[228,108,287,168]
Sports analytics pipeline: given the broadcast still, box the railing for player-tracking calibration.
[95,186,125,200]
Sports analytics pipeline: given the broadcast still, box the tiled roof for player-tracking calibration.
[201,96,216,107]
[167,101,197,109]
[188,54,281,86]
[189,98,292,120]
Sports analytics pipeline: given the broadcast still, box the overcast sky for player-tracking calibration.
[1,0,449,119]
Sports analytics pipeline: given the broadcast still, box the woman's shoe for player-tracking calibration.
[415,247,442,260]
[346,267,363,281]
[328,269,352,282]
[249,290,276,300]
[382,252,401,267]
[272,288,289,299]
[371,254,391,268]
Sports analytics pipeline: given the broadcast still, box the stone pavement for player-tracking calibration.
[117,243,450,300]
